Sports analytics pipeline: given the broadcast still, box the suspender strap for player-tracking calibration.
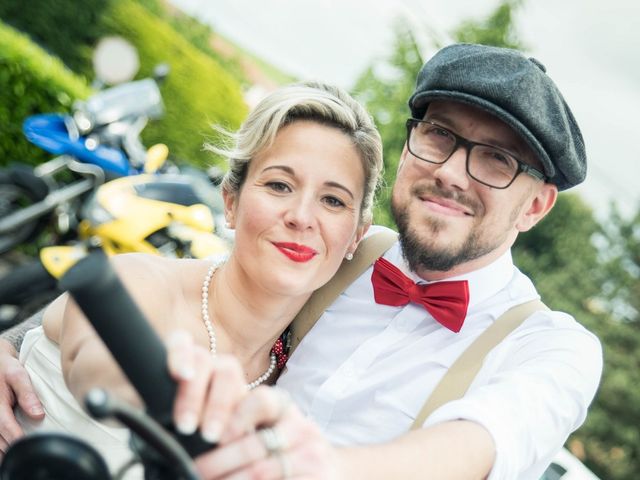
[410,299,549,429]
[289,230,398,355]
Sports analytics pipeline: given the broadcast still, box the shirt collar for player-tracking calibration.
[386,243,514,310]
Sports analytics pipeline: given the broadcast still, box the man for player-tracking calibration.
[0,44,602,479]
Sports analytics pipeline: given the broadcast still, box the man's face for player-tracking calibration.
[391,100,556,279]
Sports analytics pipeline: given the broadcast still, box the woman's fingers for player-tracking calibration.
[167,330,203,434]
[195,387,337,480]
[166,330,247,440]
[200,354,246,443]
[166,330,197,382]
[196,416,334,480]
[222,386,292,443]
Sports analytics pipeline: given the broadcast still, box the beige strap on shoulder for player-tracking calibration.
[410,299,549,429]
[289,230,398,355]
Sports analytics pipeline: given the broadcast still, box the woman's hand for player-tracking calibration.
[166,330,247,443]
[194,385,340,480]
[166,330,339,479]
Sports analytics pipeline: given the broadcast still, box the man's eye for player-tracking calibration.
[323,196,345,208]
[486,149,513,166]
[266,181,291,193]
[425,126,452,138]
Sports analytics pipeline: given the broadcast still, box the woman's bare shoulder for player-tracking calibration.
[110,254,212,332]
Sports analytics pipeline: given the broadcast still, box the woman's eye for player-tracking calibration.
[323,196,346,208]
[266,181,291,193]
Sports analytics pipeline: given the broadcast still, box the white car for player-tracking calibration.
[540,448,601,480]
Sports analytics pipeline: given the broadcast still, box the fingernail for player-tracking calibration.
[29,405,44,415]
[178,365,195,380]
[176,413,198,435]
[202,420,222,443]
[25,394,44,415]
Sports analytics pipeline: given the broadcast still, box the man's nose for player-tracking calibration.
[432,146,471,190]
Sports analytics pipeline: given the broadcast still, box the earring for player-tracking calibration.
[345,252,354,261]
[224,221,233,229]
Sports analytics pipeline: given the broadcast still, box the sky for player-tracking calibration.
[169,0,640,219]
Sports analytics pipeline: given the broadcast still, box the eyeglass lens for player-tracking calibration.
[408,121,520,188]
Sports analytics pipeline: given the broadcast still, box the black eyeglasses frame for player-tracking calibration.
[405,118,547,189]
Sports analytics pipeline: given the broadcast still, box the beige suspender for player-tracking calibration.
[289,230,399,355]
[288,229,549,427]
[410,299,549,429]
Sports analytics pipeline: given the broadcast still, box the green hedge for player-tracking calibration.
[0,21,92,167]
[0,0,248,169]
[0,0,109,78]
[102,0,248,168]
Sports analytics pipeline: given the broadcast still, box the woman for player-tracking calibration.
[15,81,383,476]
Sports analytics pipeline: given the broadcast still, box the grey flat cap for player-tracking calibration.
[409,43,586,191]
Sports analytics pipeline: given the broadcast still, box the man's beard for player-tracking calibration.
[391,184,513,273]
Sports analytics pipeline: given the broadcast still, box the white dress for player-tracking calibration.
[16,326,143,479]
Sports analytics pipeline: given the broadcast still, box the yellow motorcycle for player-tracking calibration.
[0,145,230,328]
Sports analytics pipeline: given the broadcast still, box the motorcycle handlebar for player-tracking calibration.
[58,250,213,458]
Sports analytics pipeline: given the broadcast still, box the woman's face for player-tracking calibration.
[224,120,367,298]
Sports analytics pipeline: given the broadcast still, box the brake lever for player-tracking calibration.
[85,389,199,480]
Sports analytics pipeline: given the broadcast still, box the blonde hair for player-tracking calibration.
[207,81,383,224]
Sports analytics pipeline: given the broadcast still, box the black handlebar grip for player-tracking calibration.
[58,250,213,456]
[58,251,175,423]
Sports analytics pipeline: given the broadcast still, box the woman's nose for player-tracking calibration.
[283,197,316,231]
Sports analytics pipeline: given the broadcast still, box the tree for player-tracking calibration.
[352,23,424,228]
[570,207,640,479]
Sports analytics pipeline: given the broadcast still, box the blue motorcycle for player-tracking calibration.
[0,66,169,254]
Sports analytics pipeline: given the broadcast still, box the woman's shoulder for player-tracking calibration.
[109,253,212,305]
[110,252,175,275]
[107,254,213,331]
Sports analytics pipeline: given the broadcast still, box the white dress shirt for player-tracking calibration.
[277,226,603,480]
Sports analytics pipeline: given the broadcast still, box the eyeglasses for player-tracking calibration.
[405,118,547,189]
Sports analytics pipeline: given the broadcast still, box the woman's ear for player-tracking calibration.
[516,183,558,232]
[348,222,371,255]
[222,187,237,229]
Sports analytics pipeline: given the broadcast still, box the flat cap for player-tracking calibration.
[409,43,586,191]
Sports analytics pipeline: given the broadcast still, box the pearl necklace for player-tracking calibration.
[201,262,277,390]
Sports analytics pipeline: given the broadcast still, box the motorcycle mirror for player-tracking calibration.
[144,143,170,173]
[152,63,171,84]
[93,36,140,86]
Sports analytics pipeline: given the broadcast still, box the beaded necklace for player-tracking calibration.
[201,262,285,390]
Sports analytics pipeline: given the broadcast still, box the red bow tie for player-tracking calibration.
[371,257,470,333]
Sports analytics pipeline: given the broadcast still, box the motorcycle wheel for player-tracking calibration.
[0,168,49,255]
[0,260,60,331]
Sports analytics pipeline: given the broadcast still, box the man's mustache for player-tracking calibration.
[411,184,481,216]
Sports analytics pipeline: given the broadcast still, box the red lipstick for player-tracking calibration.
[273,242,318,263]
